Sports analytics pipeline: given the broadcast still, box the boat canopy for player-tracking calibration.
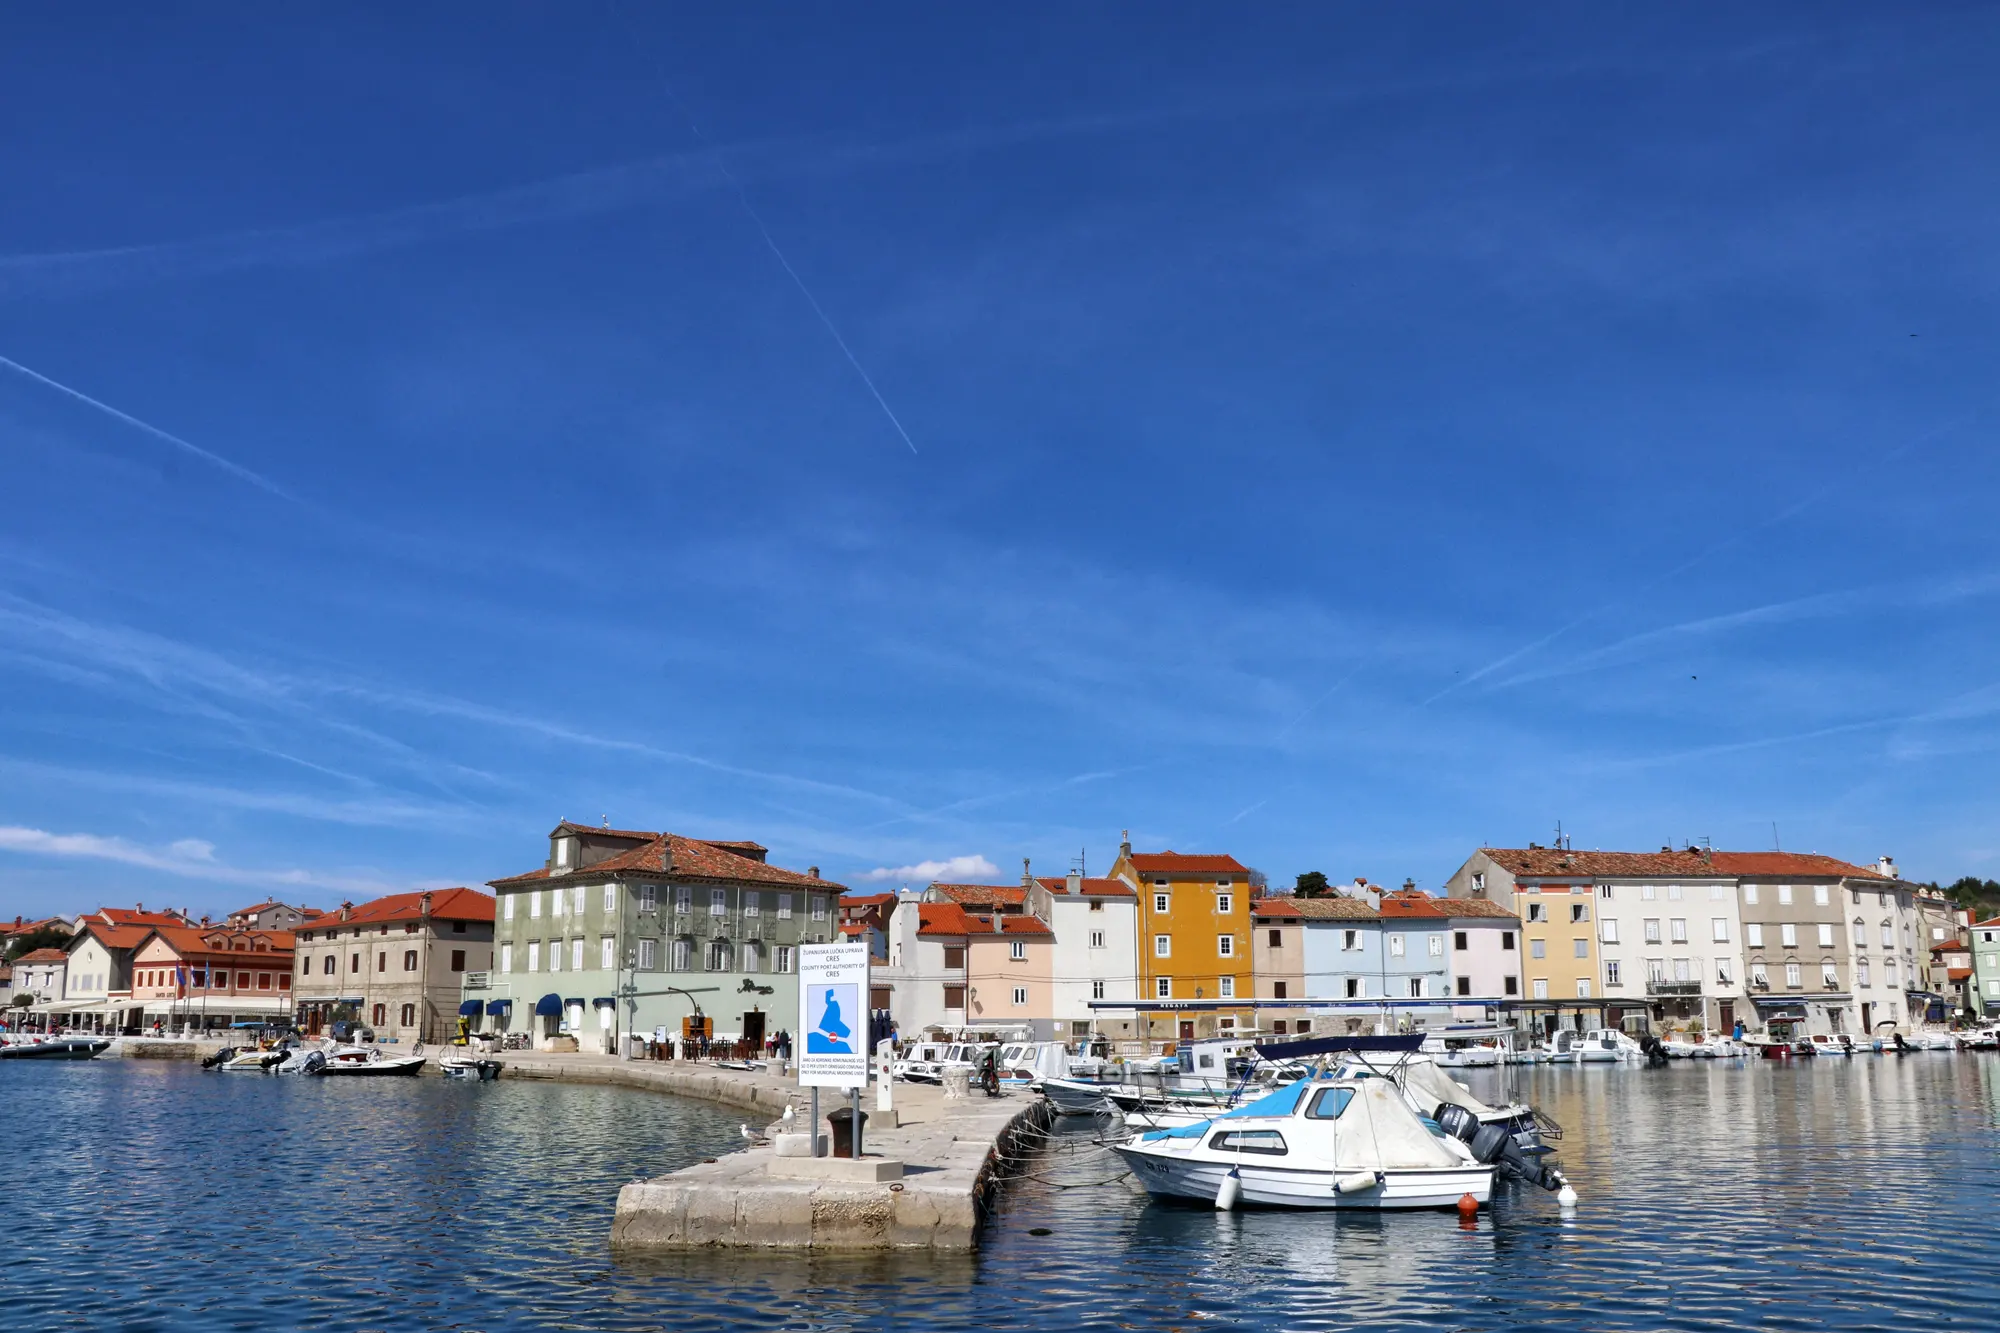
[1252,1033,1424,1060]
[457,1000,483,1016]
[485,999,512,1015]
[534,993,563,1017]
[1141,1078,1321,1140]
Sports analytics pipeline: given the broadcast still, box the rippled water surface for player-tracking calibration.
[7,1054,1999,1331]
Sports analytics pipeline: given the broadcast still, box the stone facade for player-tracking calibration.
[294,888,494,1043]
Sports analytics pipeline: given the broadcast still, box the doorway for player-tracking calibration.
[1178,1020,1195,1041]
[742,1009,766,1053]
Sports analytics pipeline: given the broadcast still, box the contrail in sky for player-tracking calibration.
[0,352,292,499]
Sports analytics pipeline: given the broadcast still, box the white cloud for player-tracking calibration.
[0,825,402,897]
[860,854,1001,884]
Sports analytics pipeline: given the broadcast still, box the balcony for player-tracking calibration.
[1646,980,1704,997]
[463,971,490,991]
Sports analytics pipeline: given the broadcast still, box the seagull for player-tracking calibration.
[740,1123,755,1142]
[781,1104,796,1127]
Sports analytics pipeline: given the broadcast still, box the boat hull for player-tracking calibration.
[1112,1146,1493,1210]
[0,1039,110,1061]
[316,1058,426,1077]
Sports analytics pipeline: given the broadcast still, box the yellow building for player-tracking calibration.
[1109,834,1252,1046]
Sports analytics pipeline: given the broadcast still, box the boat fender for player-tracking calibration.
[1335,1171,1380,1195]
[1557,1183,1579,1208]
[1215,1168,1241,1211]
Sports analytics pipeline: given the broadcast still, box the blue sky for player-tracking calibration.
[3,7,1999,918]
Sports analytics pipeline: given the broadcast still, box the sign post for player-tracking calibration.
[798,942,871,1157]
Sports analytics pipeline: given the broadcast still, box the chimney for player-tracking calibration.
[1403,878,1417,893]
[1119,828,1132,859]
[993,912,1002,934]
[1022,857,1034,888]
[1066,869,1082,895]
[419,891,433,919]
[807,866,818,880]
[1877,855,1898,879]
[339,901,353,922]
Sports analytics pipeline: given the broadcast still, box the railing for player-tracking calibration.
[1646,980,1703,997]
[463,971,490,991]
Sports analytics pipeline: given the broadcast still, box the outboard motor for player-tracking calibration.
[1639,1035,1670,1067]
[201,1047,236,1070]
[301,1050,328,1076]
[1435,1102,1568,1194]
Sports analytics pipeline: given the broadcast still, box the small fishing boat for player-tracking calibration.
[219,1048,290,1072]
[0,1037,111,1061]
[439,1055,503,1081]
[1112,1070,1569,1211]
[1806,1033,1856,1058]
[1422,1027,1508,1068]
[313,1044,427,1077]
[1572,1028,1645,1063]
[1907,1029,1960,1052]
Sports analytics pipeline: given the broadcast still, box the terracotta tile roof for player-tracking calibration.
[917,903,978,937]
[984,915,1054,938]
[1931,940,1970,955]
[12,948,68,964]
[1972,916,2000,930]
[551,820,659,842]
[932,883,1027,907]
[1128,852,1249,876]
[491,832,842,891]
[838,922,868,937]
[840,893,897,907]
[2,916,72,937]
[136,926,295,961]
[328,888,496,927]
[1254,896,1378,921]
[1378,890,1449,919]
[1440,897,1520,921]
[228,900,291,917]
[1480,848,1889,881]
[1948,966,1973,981]
[1035,876,1136,898]
[72,922,155,952]
[93,908,188,929]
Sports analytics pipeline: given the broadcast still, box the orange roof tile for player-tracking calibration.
[492,831,842,891]
[327,888,495,927]
[1034,876,1135,898]
[917,903,978,937]
[12,948,68,964]
[1378,890,1449,919]
[1128,852,1249,876]
[932,883,1027,907]
[1480,848,1889,881]
[1253,896,1377,921]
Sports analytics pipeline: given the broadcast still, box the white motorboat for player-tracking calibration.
[1112,1073,1567,1211]
[1422,1027,1508,1068]
[0,1036,110,1061]
[313,1044,427,1077]
[1907,1029,1961,1052]
[1806,1033,1857,1057]
[219,1048,290,1072]
[439,1054,503,1081]
[1572,1028,1645,1063]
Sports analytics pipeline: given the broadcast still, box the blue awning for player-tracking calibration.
[534,993,562,1017]
[563,997,584,1008]
[592,997,617,1008]
[1141,1078,1322,1141]
[458,1000,483,1016]
[485,999,512,1016]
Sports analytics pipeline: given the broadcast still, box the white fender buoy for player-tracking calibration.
[1335,1170,1380,1194]
[1557,1183,1579,1208]
[1215,1167,1242,1211]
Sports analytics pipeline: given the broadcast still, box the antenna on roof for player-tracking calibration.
[602,815,609,828]
[1553,820,1571,852]
[1071,848,1087,879]
[1771,822,1781,852]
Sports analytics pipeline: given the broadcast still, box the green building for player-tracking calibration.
[1972,917,2000,1017]
[475,821,845,1052]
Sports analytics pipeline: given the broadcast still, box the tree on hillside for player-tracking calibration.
[4,924,72,961]
[1295,871,1331,899]
[1945,877,2000,914]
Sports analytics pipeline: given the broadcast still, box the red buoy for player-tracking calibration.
[1457,1192,1479,1219]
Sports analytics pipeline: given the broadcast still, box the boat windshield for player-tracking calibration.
[1305,1087,1355,1119]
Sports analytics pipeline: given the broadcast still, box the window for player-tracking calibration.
[530,890,542,919]
[1472,872,1486,892]
[1428,934,1444,957]
[1647,957,1664,983]
[450,949,466,973]
[403,950,418,972]
[527,941,541,972]
[238,972,251,989]
[1606,960,1622,986]
[1156,977,1172,999]
[1932,925,1947,941]
[943,946,966,969]
[400,1003,415,1027]
[1673,958,1691,982]
[1010,940,1027,961]
[742,942,762,972]
[1532,979,1549,1000]
[1154,935,1171,958]
[601,937,616,970]
[1345,978,1361,999]
[1092,930,1107,949]
[638,939,657,970]
[706,940,731,971]
[1886,959,1898,986]
[1822,964,1839,989]
[1743,884,1759,905]
[1716,957,1733,985]
[570,938,584,971]
[710,890,727,916]
[1780,924,1797,948]
[257,972,273,990]
[1501,931,1515,951]
[548,942,560,973]
[1747,923,1764,948]
[777,894,793,919]
[811,897,828,922]
[1573,938,1589,959]
[1527,903,1547,923]
[1154,878,1168,887]
[1644,919,1662,944]
[1504,975,1519,995]
[1217,879,1232,889]
[555,839,570,869]
[1274,980,1289,999]
[671,939,690,971]
[1751,962,1768,987]
[1216,893,1232,914]
[1599,884,1612,899]
[1576,978,1591,998]
[323,955,336,976]
[1012,986,1027,1006]
[1389,935,1405,958]
[674,888,692,914]
[1710,884,1727,901]
[743,892,761,918]
[1408,978,1423,998]
[1530,938,1546,959]
[640,885,657,912]
[1454,931,1469,951]
[377,951,388,973]
[1881,923,1894,948]
[504,895,516,921]
[1854,958,1870,986]
[775,945,793,974]
[1712,919,1730,943]
[1217,935,1235,958]
[1669,884,1684,901]
[372,1003,387,1026]
[1670,919,1688,944]
[1092,980,1105,1000]
[1154,893,1170,913]
[1571,903,1589,924]
[571,886,585,917]
[1785,962,1802,988]
[1343,929,1359,951]
[1813,885,1830,906]
[1817,924,1834,948]
[945,985,967,1008]
[1306,1087,1355,1119]
[1777,886,1793,906]
[1219,977,1236,998]
[1600,919,1620,944]
[279,975,291,991]
[1455,975,1472,996]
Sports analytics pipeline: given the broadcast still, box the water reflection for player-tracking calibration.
[2,1057,1994,1330]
